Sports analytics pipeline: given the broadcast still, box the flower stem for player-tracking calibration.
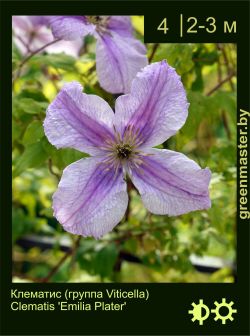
[206,71,235,96]
[41,236,81,283]
[217,43,234,90]
[12,38,61,83]
[124,180,133,221]
[148,43,159,63]
[48,158,60,182]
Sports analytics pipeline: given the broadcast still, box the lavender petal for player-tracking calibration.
[130,148,211,216]
[44,82,115,155]
[12,16,33,31]
[29,16,51,26]
[53,157,128,238]
[45,38,83,58]
[12,16,54,54]
[107,16,133,37]
[48,16,95,40]
[96,32,148,94]
[114,61,189,147]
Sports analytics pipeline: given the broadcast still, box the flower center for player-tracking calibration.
[100,125,147,178]
[86,16,103,25]
[116,143,133,159]
[85,16,110,32]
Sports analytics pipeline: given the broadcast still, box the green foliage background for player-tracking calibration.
[12,17,237,283]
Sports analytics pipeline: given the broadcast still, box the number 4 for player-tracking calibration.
[157,18,169,34]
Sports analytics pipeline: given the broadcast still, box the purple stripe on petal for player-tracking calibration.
[130,148,211,216]
[53,157,128,239]
[44,82,115,155]
[96,32,148,94]
[107,16,133,37]
[114,61,189,147]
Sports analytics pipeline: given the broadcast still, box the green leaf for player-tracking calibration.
[32,53,76,71]
[212,91,236,120]
[154,44,194,75]
[52,148,86,170]
[199,50,218,65]
[41,136,56,154]
[22,120,44,145]
[12,119,24,142]
[18,89,49,102]
[180,91,207,138]
[12,207,34,243]
[192,66,204,91]
[93,243,118,279]
[13,97,48,116]
[123,238,138,254]
[40,137,87,170]
[13,140,48,177]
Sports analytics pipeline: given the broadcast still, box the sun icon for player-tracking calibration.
[211,298,237,324]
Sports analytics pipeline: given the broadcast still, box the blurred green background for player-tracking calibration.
[12,17,237,283]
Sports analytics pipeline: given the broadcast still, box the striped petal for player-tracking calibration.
[53,157,128,238]
[130,148,211,216]
[48,16,95,40]
[107,16,133,37]
[44,81,115,156]
[114,61,189,147]
[96,32,148,94]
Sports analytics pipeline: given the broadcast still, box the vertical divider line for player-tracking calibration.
[180,13,183,38]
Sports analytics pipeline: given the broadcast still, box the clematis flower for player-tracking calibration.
[46,16,148,93]
[44,61,211,239]
[12,16,83,58]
